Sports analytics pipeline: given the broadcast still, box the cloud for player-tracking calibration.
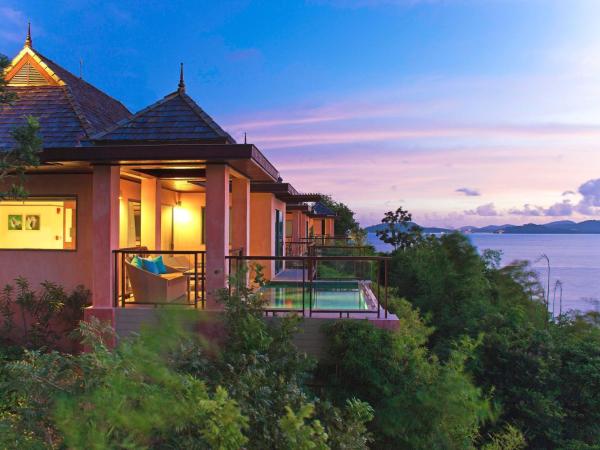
[465,203,499,216]
[506,178,600,217]
[577,178,600,214]
[508,204,544,216]
[509,201,575,217]
[456,187,480,196]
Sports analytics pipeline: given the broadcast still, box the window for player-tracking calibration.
[286,220,293,238]
[0,196,77,250]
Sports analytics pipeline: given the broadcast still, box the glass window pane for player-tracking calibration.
[0,197,77,250]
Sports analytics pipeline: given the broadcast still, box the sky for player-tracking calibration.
[2,0,600,227]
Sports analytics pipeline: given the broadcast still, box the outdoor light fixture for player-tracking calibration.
[174,200,191,224]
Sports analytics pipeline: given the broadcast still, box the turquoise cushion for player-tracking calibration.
[142,257,161,274]
[130,255,143,269]
[154,255,168,274]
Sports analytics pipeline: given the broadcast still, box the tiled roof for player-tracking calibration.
[92,90,235,143]
[0,86,88,149]
[312,202,336,217]
[0,47,131,149]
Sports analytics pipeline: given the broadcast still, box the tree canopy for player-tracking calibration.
[318,194,361,236]
[0,53,42,198]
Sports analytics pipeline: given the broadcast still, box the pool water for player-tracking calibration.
[258,281,370,310]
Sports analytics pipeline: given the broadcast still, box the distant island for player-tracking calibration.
[364,220,600,234]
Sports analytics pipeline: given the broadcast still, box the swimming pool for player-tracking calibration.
[258,281,371,311]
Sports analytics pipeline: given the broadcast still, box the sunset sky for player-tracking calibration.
[2,0,600,227]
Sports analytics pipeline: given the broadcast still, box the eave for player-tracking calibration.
[251,182,322,203]
[40,143,280,182]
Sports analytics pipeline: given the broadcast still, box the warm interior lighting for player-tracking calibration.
[174,202,191,224]
[0,197,77,249]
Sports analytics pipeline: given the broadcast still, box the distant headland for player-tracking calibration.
[364,220,600,234]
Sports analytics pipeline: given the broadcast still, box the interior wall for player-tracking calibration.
[119,179,140,248]
[173,192,206,251]
[119,179,178,250]
[0,200,66,249]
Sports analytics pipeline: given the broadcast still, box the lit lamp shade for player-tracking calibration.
[174,203,191,224]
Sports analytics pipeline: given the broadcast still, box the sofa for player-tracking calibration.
[125,260,188,304]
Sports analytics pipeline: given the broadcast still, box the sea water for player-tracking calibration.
[367,233,600,314]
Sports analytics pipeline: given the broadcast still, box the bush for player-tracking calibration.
[388,231,600,448]
[319,300,491,449]
[0,277,90,350]
[0,274,374,449]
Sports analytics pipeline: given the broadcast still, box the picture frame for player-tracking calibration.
[25,215,41,230]
[8,215,22,230]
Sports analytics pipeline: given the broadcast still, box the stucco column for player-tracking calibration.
[300,213,308,239]
[291,211,301,241]
[327,218,335,237]
[141,177,162,250]
[205,164,230,307]
[85,165,119,337]
[230,177,250,254]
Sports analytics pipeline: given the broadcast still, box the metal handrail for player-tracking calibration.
[226,254,390,318]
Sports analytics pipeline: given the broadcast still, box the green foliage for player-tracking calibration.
[481,425,526,450]
[1,115,42,199]
[279,404,329,450]
[0,53,17,104]
[0,54,42,198]
[0,277,90,349]
[178,269,374,449]
[376,206,423,251]
[55,317,248,449]
[0,270,374,449]
[320,300,491,449]
[389,230,600,448]
[0,316,248,449]
[319,194,361,236]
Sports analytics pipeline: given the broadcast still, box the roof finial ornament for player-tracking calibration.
[178,62,185,93]
[244,132,247,144]
[25,21,32,47]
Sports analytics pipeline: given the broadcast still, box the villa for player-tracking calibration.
[0,29,396,341]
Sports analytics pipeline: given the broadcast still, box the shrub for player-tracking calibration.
[320,300,491,449]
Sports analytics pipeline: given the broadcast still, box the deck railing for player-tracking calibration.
[226,254,390,318]
[113,249,206,308]
[299,235,353,246]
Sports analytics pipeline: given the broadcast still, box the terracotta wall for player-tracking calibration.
[249,193,273,257]
[326,217,335,236]
[0,174,93,291]
[249,193,286,279]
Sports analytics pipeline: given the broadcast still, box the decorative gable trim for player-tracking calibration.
[5,47,64,86]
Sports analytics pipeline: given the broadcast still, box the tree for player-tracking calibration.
[387,231,600,448]
[0,54,17,104]
[320,300,491,449]
[0,53,42,198]
[376,206,423,251]
[319,194,360,236]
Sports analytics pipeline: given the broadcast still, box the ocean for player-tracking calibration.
[366,233,600,315]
